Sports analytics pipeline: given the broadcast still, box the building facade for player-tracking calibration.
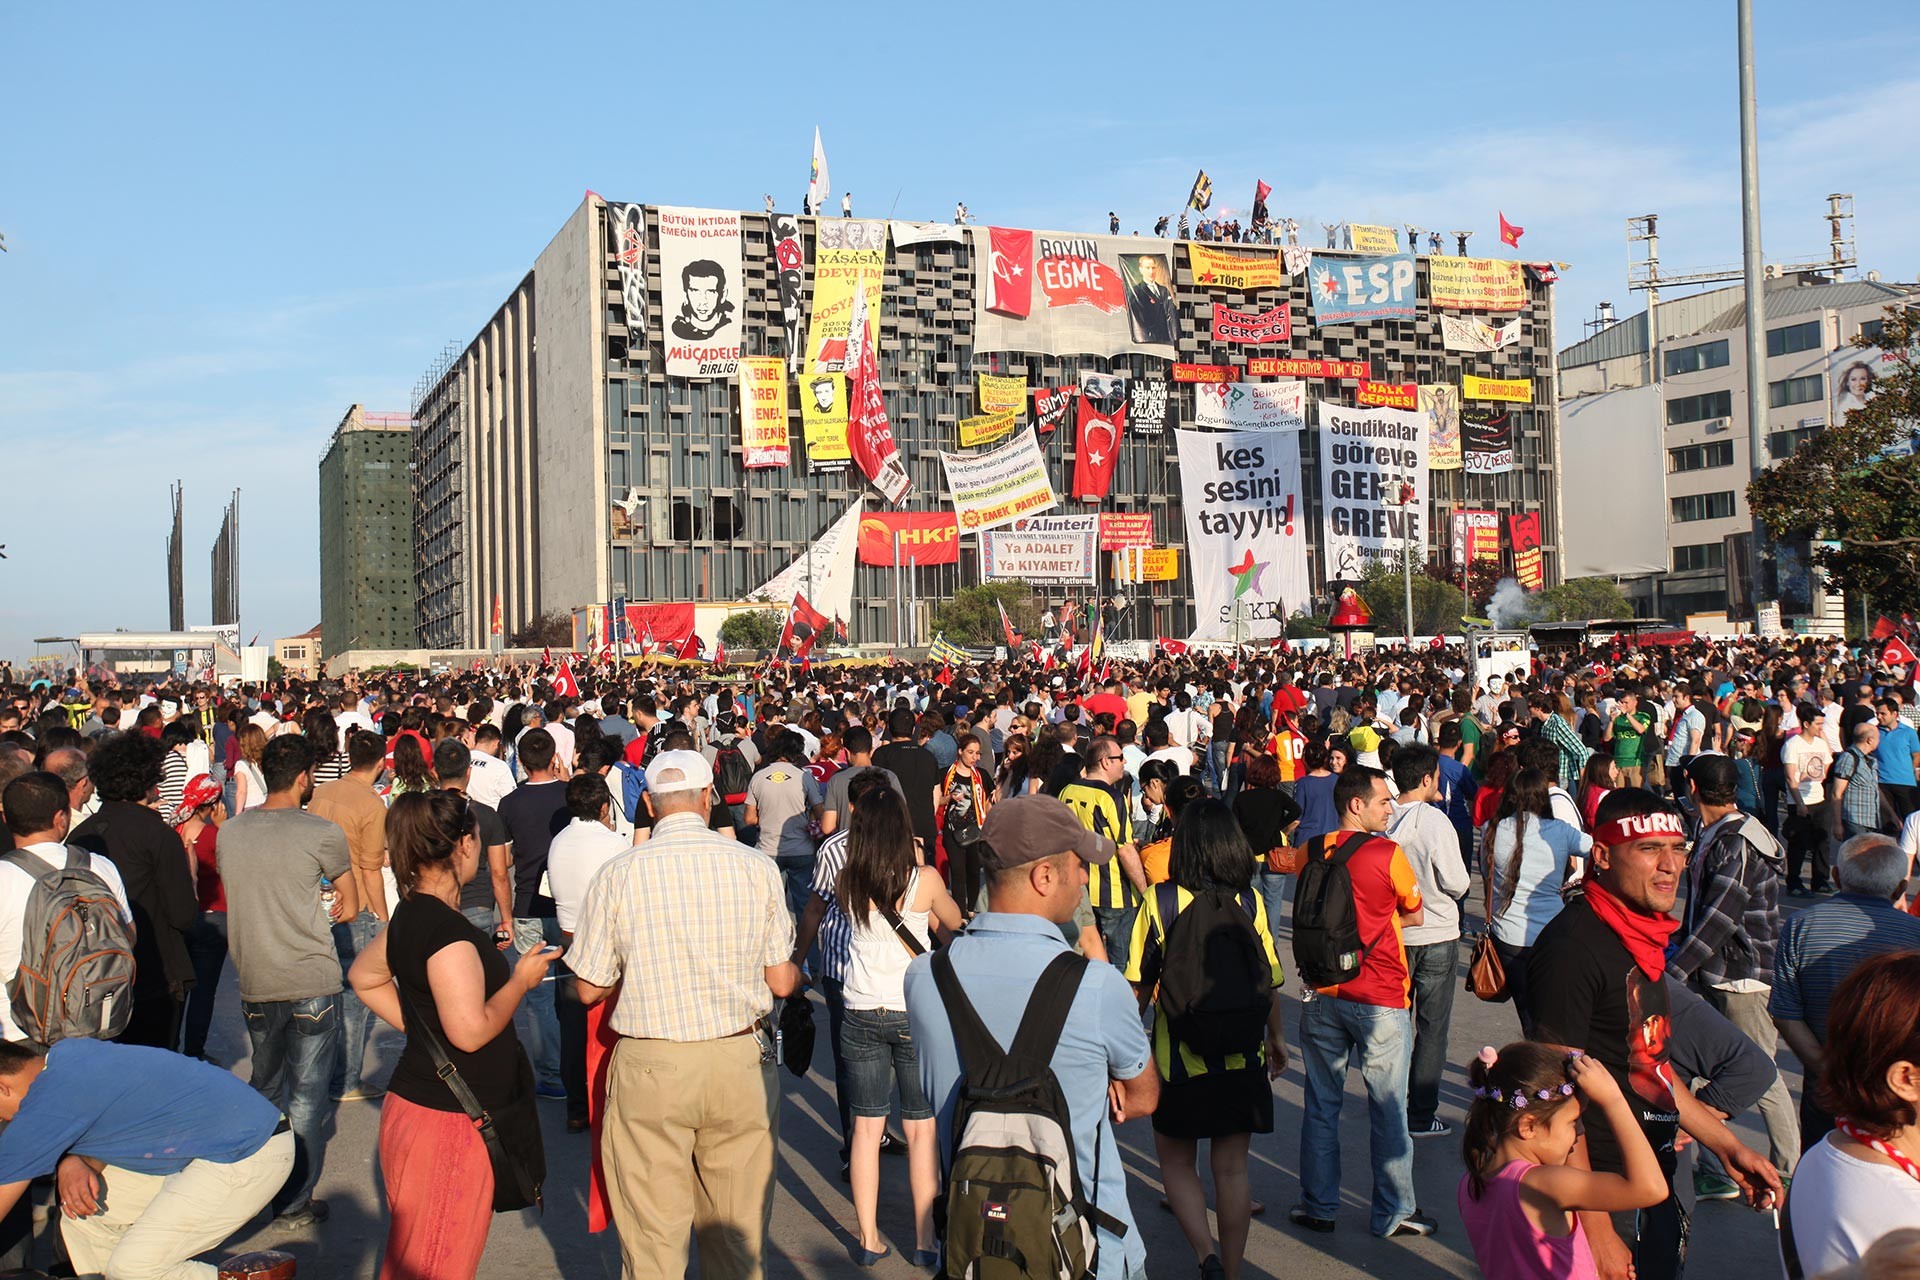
[414,200,1565,648]
[1558,274,1915,621]
[319,406,417,656]
[274,624,323,680]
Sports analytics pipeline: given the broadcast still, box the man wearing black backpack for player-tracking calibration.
[904,794,1158,1280]
[1290,765,1433,1239]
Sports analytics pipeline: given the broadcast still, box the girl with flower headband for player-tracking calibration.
[1459,1042,1667,1280]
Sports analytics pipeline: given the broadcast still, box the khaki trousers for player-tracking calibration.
[604,1035,779,1280]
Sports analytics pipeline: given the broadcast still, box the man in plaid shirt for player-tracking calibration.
[1829,719,1883,842]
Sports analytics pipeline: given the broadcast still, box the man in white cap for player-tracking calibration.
[569,750,797,1280]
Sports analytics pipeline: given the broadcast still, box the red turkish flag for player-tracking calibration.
[551,661,580,700]
[1872,615,1899,641]
[1499,212,1525,247]
[1885,637,1918,668]
[1072,392,1126,500]
[984,227,1034,319]
[713,641,728,669]
[845,284,912,505]
[779,591,832,657]
[934,661,954,687]
[677,632,704,661]
[1159,638,1189,657]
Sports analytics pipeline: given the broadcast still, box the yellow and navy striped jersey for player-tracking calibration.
[1057,778,1135,909]
[1125,882,1284,1082]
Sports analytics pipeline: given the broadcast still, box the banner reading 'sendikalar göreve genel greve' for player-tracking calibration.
[1175,427,1309,642]
[1318,404,1429,582]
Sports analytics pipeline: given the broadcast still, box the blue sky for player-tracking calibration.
[2,1,1916,665]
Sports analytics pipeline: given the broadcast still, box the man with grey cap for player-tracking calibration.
[904,794,1159,1279]
[570,749,798,1280]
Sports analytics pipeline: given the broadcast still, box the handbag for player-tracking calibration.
[396,982,546,1213]
[1265,841,1305,876]
[778,994,816,1078]
[1466,846,1516,1004]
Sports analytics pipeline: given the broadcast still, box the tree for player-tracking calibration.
[509,610,573,649]
[1284,611,1329,639]
[932,581,1042,646]
[1530,576,1634,623]
[267,656,285,681]
[1355,560,1468,636]
[718,609,783,651]
[1749,305,1920,614]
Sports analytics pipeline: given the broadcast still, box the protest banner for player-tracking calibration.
[1098,512,1155,550]
[1451,509,1501,567]
[1173,363,1233,383]
[1349,223,1400,253]
[1318,404,1429,581]
[1438,314,1522,352]
[1247,356,1367,379]
[977,372,1027,415]
[1194,381,1306,432]
[974,231,1176,358]
[982,514,1100,583]
[1509,511,1545,589]
[1113,548,1180,581]
[1307,253,1417,325]
[1462,404,1516,474]
[857,511,960,565]
[1420,383,1462,470]
[658,207,744,378]
[1129,378,1168,434]
[1463,373,1534,403]
[1033,385,1076,435]
[1187,244,1285,290]
[958,408,1019,448]
[799,372,850,470]
[770,212,808,374]
[805,218,887,373]
[1211,302,1292,345]
[1175,427,1310,641]
[609,202,649,336]
[738,357,790,468]
[1358,381,1417,409]
[940,428,1058,533]
[889,221,966,248]
[1428,256,1526,310]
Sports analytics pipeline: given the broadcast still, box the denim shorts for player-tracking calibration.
[839,1007,933,1120]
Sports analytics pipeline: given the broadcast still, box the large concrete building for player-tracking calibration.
[318,406,417,656]
[1558,273,1916,624]
[412,199,1567,648]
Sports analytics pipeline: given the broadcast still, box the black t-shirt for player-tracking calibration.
[1529,898,1680,1172]
[873,741,941,848]
[386,895,531,1113]
[1042,747,1088,797]
[497,779,568,917]
[457,797,510,914]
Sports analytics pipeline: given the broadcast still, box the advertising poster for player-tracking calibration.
[1420,383,1463,470]
[1439,314,1522,353]
[658,206,743,378]
[1509,511,1545,589]
[1194,381,1306,432]
[806,218,888,373]
[974,230,1176,358]
[940,428,1059,533]
[1073,374,1128,500]
[1463,373,1533,403]
[737,357,790,468]
[982,513,1100,583]
[1129,378,1169,435]
[1428,257,1526,310]
[800,372,851,470]
[609,203,648,335]
[958,408,1019,448]
[1462,404,1516,474]
[1033,385,1076,435]
[1098,512,1155,550]
[1318,405,1429,581]
[1358,381,1417,409]
[1212,302,1292,344]
[1832,344,1908,430]
[1451,509,1502,567]
[1349,224,1400,253]
[1175,426,1310,640]
[978,372,1027,415]
[1188,244,1285,290]
[1307,253,1417,326]
[857,511,959,565]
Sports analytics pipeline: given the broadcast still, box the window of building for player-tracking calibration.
[1768,374,1824,408]
[1671,491,1736,522]
[1666,389,1733,425]
[1766,319,1822,357]
[1769,425,1822,459]
[1861,319,1886,345]
[1663,340,1730,377]
[1669,441,1734,472]
[285,646,306,660]
[1672,543,1726,572]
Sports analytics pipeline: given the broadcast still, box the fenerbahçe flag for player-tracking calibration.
[1176,427,1308,642]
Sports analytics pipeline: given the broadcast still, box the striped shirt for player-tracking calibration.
[1058,778,1135,909]
[1831,747,1882,831]
[1125,882,1283,1083]
[567,811,794,1041]
[1770,893,1920,1040]
[810,830,853,984]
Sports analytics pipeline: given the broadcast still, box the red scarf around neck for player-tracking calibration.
[1584,879,1677,980]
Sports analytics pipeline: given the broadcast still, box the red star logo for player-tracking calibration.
[1316,270,1341,301]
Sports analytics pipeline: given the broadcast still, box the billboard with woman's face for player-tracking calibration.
[1831,343,1913,458]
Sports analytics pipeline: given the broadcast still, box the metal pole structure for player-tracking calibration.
[1737,0,1772,617]
[1403,537,1415,650]
[893,531,903,650]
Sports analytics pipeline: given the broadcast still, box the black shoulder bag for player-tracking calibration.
[395,981,546,1214]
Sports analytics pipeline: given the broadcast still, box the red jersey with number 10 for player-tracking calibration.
[1270,729,1306,783]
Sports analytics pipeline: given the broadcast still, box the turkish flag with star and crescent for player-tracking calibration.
[779,591,832,658]
[1071,389,1127,500]
[984,227,1034,319]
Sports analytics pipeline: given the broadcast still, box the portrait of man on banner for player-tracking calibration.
[1420,383,1462,470]
[670,259,736,341]
[1079,372,1127,419]
[1119,253,1179,346]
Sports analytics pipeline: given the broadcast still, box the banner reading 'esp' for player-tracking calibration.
[1308,253,1416,326]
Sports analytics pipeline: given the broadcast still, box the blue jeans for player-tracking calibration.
[1092,903,1139,972]
[1298,995,1417,1234]
[839,1007,933,1120]
[1206,742,1231,793]
[1405,940,1459,1129]
[512,917,563,1089]
[820,976,854,1155]
[243,993,339,1215]
[775,853,816,922]
[181,911,228,1060]
[1257,869,1289,936]
[330,911,380,1095]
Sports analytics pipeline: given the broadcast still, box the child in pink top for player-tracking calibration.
[1458,1042,1667,1280]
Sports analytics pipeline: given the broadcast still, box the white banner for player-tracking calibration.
[1174,428,1310,641]
[658,207,743,378]
[981,514,1099,582]
[1192,380,1306,432]
[939,428,1059,534]
[1438,313,1521,353]
[1319,405,1429,582]
[890,221,966,248]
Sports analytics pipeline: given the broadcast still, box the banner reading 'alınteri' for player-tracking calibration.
[1318,405,1429,581]
[1175,427,1309,642]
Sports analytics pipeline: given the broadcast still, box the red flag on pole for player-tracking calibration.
[934,661,954,687]
[1499,213,1525,247]
[1885,637,1918,668]
[713,641,728,669]
[1072,390,1126,501]
[998,600,1021,651]
[1872,615,1899,641]
[551,661,580,700]
[984,227,1034,319]
[677,632,704,662]
[541,645,552,669]
[779,592,832,657]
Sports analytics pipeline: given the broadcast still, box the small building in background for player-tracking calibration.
[275,623,323,680]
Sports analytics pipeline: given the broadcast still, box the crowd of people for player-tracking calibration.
[0,628,1917,1279]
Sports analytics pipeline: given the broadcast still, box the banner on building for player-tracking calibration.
[857,510,960,566]
[1098,512,1155,550]
[1175,427,1310,641]
[1248,356,1367,379]
[959,408,1020,448]
[1509,511,1545,589]
[1188,244,1285,290]
[1349,223,1400,254]
[1428,257,1526,311]
[1308,253,1417,326]
[1832,344,1906,429]
[1033,386,1076,435]
[1129,379,1168,435]
[738,357,790,468]
[1439,313,1522,353]
[982,514,1100,583]
[1463,373,1533,403]
[1174,363,1233,383]
[1451,509,1501,567]
[1211,302,1292,345]
[889,220,966,248]
[770,213,808,374]
[940,428,1058,533]
[1462,404,1515,474]
[801,372,851,470]
[1358,380,1417,409]
[658,207,743,378]
[609,203,648,335]
[978,372,1027,415]
[1195,381,1306,432]
[1420,383,1462,470]
[1073,374,1128,500]
[1319,405,1429,581]
[806,218,888,373]
[844,282,912,505]
[973,231,1177,358]
[1114,548,1181,581]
